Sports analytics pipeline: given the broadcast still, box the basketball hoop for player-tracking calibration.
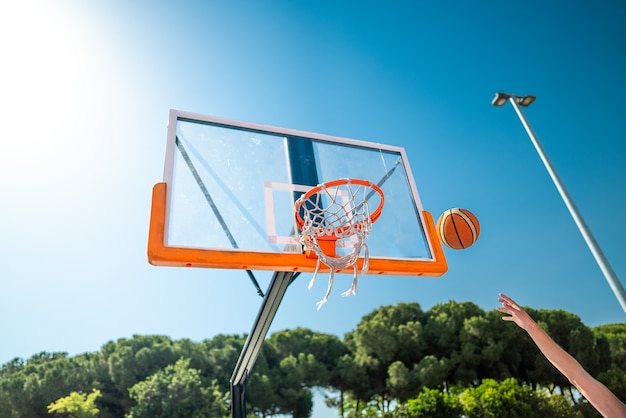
[294,178,384,309]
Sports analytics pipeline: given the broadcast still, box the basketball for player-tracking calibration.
[436,208,480,250]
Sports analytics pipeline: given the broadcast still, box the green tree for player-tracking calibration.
[406,387,462,417]
[272,353,325,417]
[105,336,179,397]
[387,361,419,404]
[247,372,282,417]
[268,328,348,382]
[348,302,427,411]
[267,328,348,417]
[457,311,514,382]
[594,323,626,371]
[126,358,228,418]
[422,301,485,387]
[460,378,534,417]
[200,334,246,395]
[459,378,581,418]
[330,353,371,417]
[245,340,282,417]
[413,355,450,391]
[48,389,101,417]
[0,352,96,418]
[0,358,27,418]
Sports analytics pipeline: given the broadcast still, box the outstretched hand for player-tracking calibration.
[497,292,626,417]
[497,293,535,331]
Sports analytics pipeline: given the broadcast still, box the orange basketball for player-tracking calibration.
[436,208,480,250]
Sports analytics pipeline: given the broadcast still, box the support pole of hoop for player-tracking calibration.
[230,271,294,418]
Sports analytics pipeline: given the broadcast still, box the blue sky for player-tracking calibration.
[1,0,625,416]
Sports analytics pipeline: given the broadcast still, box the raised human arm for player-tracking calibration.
[498,293,626,418]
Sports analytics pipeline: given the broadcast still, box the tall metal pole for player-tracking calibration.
[507,96,626,315]
[231,271,294,417]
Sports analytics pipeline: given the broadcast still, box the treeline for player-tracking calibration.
[1,300,624,418]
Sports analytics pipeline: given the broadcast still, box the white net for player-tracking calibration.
[296,179,380,310]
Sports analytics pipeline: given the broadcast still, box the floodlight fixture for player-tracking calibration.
[491,92,511,106]
[491,92,536,107]
[518,95,536,107]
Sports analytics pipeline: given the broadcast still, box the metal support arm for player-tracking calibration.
[230,271,295,417]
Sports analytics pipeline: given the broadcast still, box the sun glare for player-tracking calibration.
[0,1,119,195]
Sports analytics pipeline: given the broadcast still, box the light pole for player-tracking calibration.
[492,92,626,315]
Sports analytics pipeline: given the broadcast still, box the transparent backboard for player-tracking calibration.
[148,109,447,276]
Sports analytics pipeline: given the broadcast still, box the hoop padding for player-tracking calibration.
[294,178,384,309]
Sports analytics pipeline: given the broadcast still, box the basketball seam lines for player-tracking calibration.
[456,210,478,243]
[450,214,465,249]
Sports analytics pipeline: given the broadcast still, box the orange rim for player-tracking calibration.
[294,178,385,235]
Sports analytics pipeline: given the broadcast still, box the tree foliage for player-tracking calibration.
[48,389,101,418]
[406,387,462,417]
[126,358,228,418]
[0,301,622,418]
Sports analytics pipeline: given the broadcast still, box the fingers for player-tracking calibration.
[499,299,516,309]
[497,294,519,322]
[497,306,514,317]
[498,293,520,310]
[498,293,514,304]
